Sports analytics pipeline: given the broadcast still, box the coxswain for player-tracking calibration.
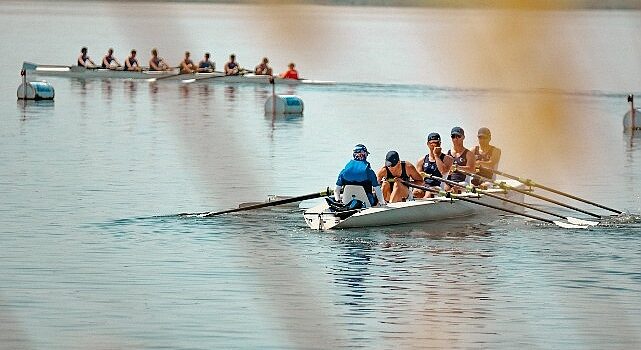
[198,52,215,72]
[472,127,501,187]
[77,47,96,68]
[414,132,454,198]
[124,49,142,71]
[179,51,198,74]
[376,150,424,203]
[446,126,476,192]
[335,144,386,207]
[149,48,170,71]
[101,48,121,69]
[279,62,299,80]
[254,57,273,75]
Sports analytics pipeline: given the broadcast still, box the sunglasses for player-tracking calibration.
[478,135,489,139]
[451,134,462,139]
[428,141,441,146]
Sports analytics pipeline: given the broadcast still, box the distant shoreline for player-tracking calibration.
[29,0,641,11]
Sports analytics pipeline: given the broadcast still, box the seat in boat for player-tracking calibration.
[342,185,371,208]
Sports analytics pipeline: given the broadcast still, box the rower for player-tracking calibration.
[101,48,121,69]
[254,57,273,76]
[77,47,96,68]
[472,127,501,187]
[149,48,170,71]
[198,52,215,72]
[415,132,453,198]
[447,126,476,193]
[335,144,385,207]
[224,54,240,75]
[179,51,198,74]
[279,62,299,80]
[124,49,142,71]
[376,150,423,203]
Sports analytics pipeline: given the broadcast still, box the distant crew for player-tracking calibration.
[279,62,299,80]
[149,48,171,71]
[415,132,454,198]
[77,47,96,68]
[198,52,215,72]
[124,49,142,71]
[101,48,121,69]
[376,151,424,203]
[254,57,273,76]
[472,127,501,187]
[446,126,476,192]
[224,54,240,76]
[179,51,198,74]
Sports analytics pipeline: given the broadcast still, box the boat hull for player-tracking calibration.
[303,181,526,230]
[22,62,335,85]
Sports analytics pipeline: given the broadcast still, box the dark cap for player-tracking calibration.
[353,144,369,154]
[477,127,491,137]
[385,151,400,167]
[427,132,441,142]
[451,126,465,137]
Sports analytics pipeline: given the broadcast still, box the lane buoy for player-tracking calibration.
[17,69,54,100]
[264,76,303,115]
[624,94,640,131]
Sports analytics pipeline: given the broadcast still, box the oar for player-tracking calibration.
[180,187,333,217]
[425,174,598,226]
[146,67,182,82]
[400,180,590,229]
[478,167,622,214]
[181,71,226,83]
[454,168,602,218]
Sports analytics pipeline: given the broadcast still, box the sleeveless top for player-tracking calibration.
[102,54,114,68]
[447,148,469,183]
[78,54,88,67]
[474,145,495,180]
[385,161,409,184]
[422,153,446,186]
[227,61,238,69]
[150,56,161,70]
[128,56,138,67]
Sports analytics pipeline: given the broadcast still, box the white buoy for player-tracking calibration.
[624,94,640,131]
[17,69,54,100]
[264,76,303,114]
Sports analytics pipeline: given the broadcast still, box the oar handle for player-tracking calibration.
[400,180,554,224]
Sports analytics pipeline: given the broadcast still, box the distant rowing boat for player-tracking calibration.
[22,61,335,85]
[303,180,527,230]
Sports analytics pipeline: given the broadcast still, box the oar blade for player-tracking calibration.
[182,78,196,84]
[552,220,589,229]
[566,217,599,226]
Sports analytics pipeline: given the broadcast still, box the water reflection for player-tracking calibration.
[16,99,55,122]
[224,85,236,102]
[101,80,113,101]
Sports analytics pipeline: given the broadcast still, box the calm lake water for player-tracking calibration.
[1,1,641,349]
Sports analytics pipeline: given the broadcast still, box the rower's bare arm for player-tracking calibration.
[408,164,424,183]
[462,155,476,174]
[437,154,454,176]
[416,157,425,173]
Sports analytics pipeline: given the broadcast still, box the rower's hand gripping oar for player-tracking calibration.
[423,174,598,227]
[453,167,602,219]
[477,166,622,215]
[399,180,590,229]
[180,187,333,217]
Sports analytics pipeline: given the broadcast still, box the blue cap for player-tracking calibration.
[451,126,465,137]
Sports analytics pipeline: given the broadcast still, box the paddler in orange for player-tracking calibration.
[376,151,424,203]
[279,62,299,80]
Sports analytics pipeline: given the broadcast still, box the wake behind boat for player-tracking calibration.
[21,61,335,85]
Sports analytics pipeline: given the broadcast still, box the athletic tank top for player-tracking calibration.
[447,149,469,183]
[422,153,445,186]
[385,161,409,183]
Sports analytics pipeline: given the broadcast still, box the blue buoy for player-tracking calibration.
[17,69,54,100]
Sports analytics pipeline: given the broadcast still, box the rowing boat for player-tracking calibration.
[303,179,527,230]
[21,62,335,85]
